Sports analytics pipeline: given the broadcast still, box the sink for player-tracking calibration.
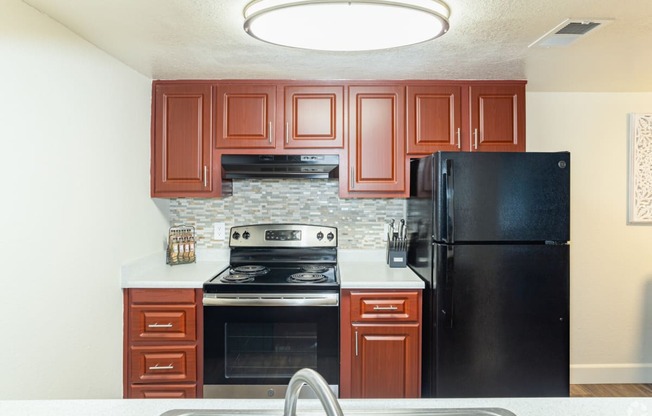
[164,369,516,416]
[161,409,517,416]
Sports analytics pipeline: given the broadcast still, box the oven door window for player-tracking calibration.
[204,305,339,385]
[225,322,318,378]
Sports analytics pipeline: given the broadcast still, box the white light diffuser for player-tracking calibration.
[243,0,450,51]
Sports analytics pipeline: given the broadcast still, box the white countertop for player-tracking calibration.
[120,250,229,289]
[1,397,649,416]
[338,249,424,289]
[121,249,424,290]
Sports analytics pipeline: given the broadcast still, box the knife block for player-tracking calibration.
[386,240,407,268]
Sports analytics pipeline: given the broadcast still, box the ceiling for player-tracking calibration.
[22,0,652,92]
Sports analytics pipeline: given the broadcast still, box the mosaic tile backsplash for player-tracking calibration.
[169,179,405,249]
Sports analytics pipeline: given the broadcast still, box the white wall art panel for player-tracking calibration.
[628,113,652,224]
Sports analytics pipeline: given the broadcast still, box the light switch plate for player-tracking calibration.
[213,222,226,240]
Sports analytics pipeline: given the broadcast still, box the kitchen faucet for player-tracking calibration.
[284,368,343,416]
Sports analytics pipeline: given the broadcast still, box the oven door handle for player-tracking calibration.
[203,293,339,307]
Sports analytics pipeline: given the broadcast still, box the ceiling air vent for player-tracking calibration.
[529,18,613,48]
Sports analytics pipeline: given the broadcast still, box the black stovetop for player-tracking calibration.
[204,263,339,293]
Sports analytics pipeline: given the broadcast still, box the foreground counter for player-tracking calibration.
[1,397,650,416]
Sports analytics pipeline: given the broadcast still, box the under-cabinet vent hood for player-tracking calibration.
[221,154,339,179]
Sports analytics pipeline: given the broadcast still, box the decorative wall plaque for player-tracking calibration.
[628,113,652,224]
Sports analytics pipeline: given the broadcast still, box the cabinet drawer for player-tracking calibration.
[129,288,196,304]
[129,383,198,398]
[350,291,420,322]
[129,304,196,342]
[129,345,197,384]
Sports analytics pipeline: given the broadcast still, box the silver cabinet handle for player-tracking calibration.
[474,128,478,149]
[285,122,289,144]
[203,165,208,187]
[355,330,359,357]
[269,121,273,144]
[456,127,461,149]
[149,363,174,370]
[147,323,173,328]
[350,167,355,190]
[373,305,398,311]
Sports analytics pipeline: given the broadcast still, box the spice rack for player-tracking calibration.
[166,225,196,265]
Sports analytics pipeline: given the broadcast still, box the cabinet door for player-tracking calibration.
[215,84,276,148]
[469,84,525,152]
[351,323,420,398]
[151,83,214,195]
[284,85,344,148]
[406,85,462,155]
[347,85,406,195]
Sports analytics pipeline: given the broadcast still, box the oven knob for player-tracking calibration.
[242,231,250,239]
[327,232,334,241]
[316,231,324,240]
[232,231,240,240]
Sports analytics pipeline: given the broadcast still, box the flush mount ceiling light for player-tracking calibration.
[243,0,451,51]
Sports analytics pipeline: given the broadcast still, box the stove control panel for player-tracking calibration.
[229,224,337,248]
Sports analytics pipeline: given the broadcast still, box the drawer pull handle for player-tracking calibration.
[147,323,173,328]
[149,363,174,370]
[373,305,398,311]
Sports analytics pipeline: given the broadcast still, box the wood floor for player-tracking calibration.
[570,384,652,397]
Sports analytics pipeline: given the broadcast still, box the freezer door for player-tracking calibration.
[433,152,570,243]
[434,243,569,398]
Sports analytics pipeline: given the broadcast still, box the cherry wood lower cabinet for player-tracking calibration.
[340,289,422,398]
[123,288,203,398]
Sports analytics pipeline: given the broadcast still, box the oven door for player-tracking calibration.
[203,293,339,398]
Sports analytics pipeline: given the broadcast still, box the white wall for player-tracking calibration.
[0,0,169,399]
[527,92,652,383]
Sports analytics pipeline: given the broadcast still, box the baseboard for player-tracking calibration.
[571,363,652,384]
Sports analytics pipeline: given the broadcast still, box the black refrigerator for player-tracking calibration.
[406,151,570,398]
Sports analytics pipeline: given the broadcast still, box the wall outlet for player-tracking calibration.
[213,222,226,240]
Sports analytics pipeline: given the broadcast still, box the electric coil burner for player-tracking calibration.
[203,224,340,399]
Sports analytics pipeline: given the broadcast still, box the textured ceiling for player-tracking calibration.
[21,0,652,91]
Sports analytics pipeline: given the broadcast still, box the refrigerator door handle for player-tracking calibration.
[444,244,455,328]
[444,159,455,243]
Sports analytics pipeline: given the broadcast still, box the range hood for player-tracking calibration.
[221,154,339,179]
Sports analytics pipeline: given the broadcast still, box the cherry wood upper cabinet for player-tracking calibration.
[345,85,407,197]
[215,84,276,149]
[406,85,462,155]
[151,83,216,197]
[469,83,526,152]
[284,85,344,149]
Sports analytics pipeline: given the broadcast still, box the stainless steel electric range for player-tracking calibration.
[203,224,339,399]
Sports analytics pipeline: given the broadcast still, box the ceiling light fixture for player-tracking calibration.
[243,0,451,52]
